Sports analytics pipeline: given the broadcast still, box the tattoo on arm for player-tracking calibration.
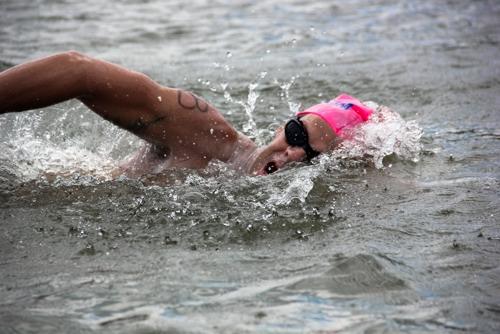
[122,89,209,134]
[177,90,209,113]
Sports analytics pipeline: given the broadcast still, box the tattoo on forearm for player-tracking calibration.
[177,90,209,113]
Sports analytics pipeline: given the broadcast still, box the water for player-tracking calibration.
[1,0,500,333]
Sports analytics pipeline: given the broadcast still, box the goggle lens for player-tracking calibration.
[285,119,308,146]
[284,118,320,161]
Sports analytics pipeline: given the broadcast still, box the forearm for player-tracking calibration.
[0,51,90,114]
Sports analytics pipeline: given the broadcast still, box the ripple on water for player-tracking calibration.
[3,1,500,333]
[287,254,408,297]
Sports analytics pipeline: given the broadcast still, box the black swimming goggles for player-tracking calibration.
[284,117,320,161]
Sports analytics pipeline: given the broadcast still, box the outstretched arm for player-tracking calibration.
[0,51,166,127]
[0,51,240,163]
[0,52,91,113]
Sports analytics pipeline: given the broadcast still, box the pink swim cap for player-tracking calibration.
[296,94,373,137]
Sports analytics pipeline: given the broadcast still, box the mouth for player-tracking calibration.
[263,161,278,175]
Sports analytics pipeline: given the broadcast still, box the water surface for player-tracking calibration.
[1,0,499,333]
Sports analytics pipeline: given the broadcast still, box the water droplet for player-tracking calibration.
[226,51,232,58]
[157,96,162,102]
[78,242,96,256]
[210,128,214,135]
[97,228,107,237]
[312,207,320,216]
[164,236,178,245]
[266,49,271,54]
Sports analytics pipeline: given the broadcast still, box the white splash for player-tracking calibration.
[222,82,264,144]
[0,138,116,181]
[331,102,423,169]
[0,112,121,181]
[267,167,319,205]
[242,83,259,136]
[278,76,301,115]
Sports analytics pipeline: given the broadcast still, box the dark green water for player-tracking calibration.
[1,0,499,333]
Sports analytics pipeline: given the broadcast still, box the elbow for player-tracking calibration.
[59,50,93,66]
[62,50,88,60]
[59,51,93,95]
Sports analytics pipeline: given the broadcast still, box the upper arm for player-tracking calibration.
[78,57,170,139]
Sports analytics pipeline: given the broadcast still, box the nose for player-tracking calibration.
[285,146,306,162]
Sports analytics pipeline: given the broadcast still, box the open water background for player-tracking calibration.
[0,0,499,333]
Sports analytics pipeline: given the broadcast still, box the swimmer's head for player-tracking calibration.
[250,113,338,175]
[250,94,373,175]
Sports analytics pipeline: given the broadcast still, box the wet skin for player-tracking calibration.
[0,51,338,176]
[248,114,338,175]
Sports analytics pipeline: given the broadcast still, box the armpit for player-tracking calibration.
[116,143,171,177]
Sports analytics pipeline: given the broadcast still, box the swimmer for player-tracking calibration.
[0,51,373,176]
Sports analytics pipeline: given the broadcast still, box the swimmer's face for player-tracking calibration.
[251,114,338,175]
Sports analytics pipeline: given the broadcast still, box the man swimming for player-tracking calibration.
[0,51,373,176]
